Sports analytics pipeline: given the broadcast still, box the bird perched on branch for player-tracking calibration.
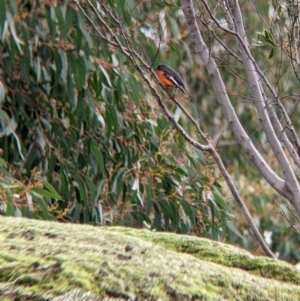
[155,64,192,100]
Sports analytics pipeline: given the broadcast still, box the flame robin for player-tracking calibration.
[155,64,192,99]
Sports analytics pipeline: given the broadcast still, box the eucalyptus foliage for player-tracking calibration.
[0,0,234,240]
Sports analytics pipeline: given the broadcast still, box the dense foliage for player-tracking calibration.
[0,0,234,240]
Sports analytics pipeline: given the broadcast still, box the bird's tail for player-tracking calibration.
[180,87,193,101]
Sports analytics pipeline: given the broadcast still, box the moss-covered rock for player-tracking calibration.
[0,217,299,300]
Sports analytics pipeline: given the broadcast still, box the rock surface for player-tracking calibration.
[0,217,299,300]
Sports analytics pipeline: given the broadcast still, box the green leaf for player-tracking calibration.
[6,199,14,216]
[34,56,41,82]
[99,65,112,87]
[53,50,63,86]
[85,89,96,112]
[91,141,106,177]
[67,73,76,110]
[0,158,7,168]
[34,195,50,219]
[153,202,162,231]
[145,184,153,214]
[110,167,127,192]
[226,220,244,240]
[0,81,6,104]
[70,204,83,221]
[59,49,68,83]
[60,168,69,197]
[180,199,195,226]
[75,56,86,89]
[212,186,226,208]
[0,0,6,33]
[77,14,93,47]
[31,187,60,200]
[153,1,165,8]
[14,207,22,217]
[268,47,275,59]
[44,181,61,199]
[170,200,179,230]
[65,7,76,37]
[160,200,174,220]
[0,109,10,126]
[169,17,179,39]
[109,192,117,206]
[106,105,119,138]
[45,5,56,42]
[264,29,275,46]
[0,166,10,177]
[73,173,88,202]
[84,176,96,203]
[127,75,140,104]
[55,5,65,37]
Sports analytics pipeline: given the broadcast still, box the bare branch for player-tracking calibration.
[203,0,300,168]
[226,0,300,212]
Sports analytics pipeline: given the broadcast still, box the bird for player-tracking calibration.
[155,64,192,100]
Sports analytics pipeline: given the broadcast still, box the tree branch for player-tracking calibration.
[202,0,300,169]
[181,0,291,201]
[227,0,300,212]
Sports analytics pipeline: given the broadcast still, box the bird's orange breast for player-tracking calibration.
[157,70,176,88]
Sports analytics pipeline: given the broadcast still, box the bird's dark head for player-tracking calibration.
[155,64,166,71]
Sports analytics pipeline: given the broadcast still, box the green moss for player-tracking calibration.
[0,254,19,262]
[108,226,300,285]
[0,217,299,300]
